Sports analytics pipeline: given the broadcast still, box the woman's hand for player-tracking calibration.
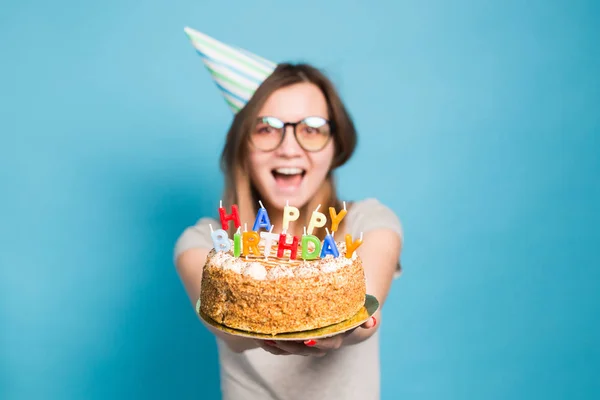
[255,316,377,357]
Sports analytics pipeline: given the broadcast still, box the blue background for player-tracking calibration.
[2,0,599,399]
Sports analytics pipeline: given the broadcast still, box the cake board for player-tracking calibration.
[196,294,379,341]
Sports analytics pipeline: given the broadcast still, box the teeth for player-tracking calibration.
[274,167,304,175]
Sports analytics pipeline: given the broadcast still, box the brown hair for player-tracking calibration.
[220,63,358,240]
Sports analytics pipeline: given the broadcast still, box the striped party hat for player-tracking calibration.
[184,26,277,113]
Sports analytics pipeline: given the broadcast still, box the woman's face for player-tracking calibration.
[247,82,335,210]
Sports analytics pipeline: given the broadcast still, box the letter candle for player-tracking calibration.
[282,200,299,232]
[209,224,231,252]
[218,200,241,231]
[242,230,260,256]
[345,232,363,258]
[329,201,347,233]
[301,226,321,260]
[260,225,278,259]
[253,200,271,231]
[233,226,242,257]
[307,204,327,235]
[277,231,299,259]
[320,228,340,258]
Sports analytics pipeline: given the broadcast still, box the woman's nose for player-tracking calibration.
[275,126,302,156]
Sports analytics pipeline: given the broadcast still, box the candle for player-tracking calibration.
[209,224,231,252]
[277,232,299,260]
[282,200,300,231]
[233,227,241,257]
[329,201,347,233]
[253,200,271,231]
[320,228,340,258]
[307,204,327,235]
[301,228,321,260]
[345,232,363,258]
[242,231,260,256]
[218,200,241,230]
[260,225,278,258]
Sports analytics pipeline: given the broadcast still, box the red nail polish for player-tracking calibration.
[372,317,377,327]
[304,340,317,346]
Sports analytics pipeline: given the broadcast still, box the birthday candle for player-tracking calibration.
[253,200,271,231]
[260,226,278,258]
[345,232,363,258]
[329,201,347,233]
[209,224,231,252]
[277,232,299,260]
[218,200,241,230]
[282,201,299,231]
[301,227,321,260]
[242,231,260,256]
[307,204,327,235]
[233,227,241,257]
[320,228,340,258]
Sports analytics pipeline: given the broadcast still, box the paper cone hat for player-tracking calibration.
[184,27,277,113]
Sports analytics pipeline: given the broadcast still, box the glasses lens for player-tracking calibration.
[297,117,331,151]
[251,117,284,150]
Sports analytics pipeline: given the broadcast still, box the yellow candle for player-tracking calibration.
[282,201,300,231]
[345,232,363,258]
[307,204,327,235]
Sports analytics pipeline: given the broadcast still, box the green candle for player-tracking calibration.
[301,234,321,260]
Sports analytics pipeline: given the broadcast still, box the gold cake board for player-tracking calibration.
[196,294,379,341]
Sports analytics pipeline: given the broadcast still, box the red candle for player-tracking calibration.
[219,200,241,231]
[277,232,299,260]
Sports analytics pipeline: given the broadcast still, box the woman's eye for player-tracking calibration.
[257,126,273,134]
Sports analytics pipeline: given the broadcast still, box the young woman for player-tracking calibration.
[174,63,403,400]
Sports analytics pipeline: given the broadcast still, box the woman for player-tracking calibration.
[175,59,403,399]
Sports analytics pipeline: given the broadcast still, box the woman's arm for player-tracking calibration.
[175,248,260,353]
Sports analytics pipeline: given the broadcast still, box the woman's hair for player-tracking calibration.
[220,63,358,239]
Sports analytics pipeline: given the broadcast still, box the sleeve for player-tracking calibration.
[348,198,404,277]
[173,217,218,263]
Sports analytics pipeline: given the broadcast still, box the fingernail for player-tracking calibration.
[265,340,276,345]
[304,340,317,346]
[372,317,377,327]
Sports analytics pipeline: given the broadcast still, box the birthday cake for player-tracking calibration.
[199,202,366,335]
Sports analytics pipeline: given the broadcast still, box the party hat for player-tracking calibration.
[184,26,277,113]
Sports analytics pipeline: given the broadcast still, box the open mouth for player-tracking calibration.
[271,167,306,190]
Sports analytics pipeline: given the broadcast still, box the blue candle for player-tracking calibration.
[252,200,272,231]
[319,228,339,258]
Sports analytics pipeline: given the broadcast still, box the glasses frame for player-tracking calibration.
[249,116,333,152]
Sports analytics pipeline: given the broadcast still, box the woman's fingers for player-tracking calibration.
[360,316,377,329]
[272,340,327,357]
[255,340,292,355]
[255,317,378,356]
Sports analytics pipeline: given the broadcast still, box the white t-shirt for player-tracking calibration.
[174,198,403,400]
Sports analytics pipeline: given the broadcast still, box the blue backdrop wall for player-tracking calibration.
[1,0,599,399]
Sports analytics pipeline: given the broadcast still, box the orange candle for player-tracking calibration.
[242,231,260,256]
[329,201,347,233]
[345,232,363,258]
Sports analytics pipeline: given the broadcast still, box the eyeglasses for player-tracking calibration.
[249,116,332,152]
